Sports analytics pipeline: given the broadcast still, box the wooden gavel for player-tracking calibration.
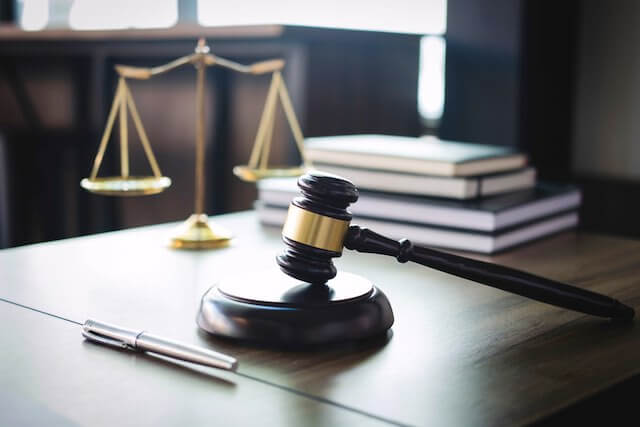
[276,171,634,321]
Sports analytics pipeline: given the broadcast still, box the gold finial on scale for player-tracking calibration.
[81,38,309,249]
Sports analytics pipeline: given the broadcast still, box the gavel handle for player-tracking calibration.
[344,225,634,321]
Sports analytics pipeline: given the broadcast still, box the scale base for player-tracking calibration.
[197,269,394,346]
[169,214,232,249]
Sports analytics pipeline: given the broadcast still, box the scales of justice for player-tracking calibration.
[81,38,311,249]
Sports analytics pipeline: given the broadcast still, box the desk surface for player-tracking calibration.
[1,211,640,426]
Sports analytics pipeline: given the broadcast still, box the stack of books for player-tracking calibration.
[255,134,581,253]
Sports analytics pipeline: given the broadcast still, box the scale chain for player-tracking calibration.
[119,77,129,178]
[124,83,162,178]
[248,72,281,169]
[90,79,124,179]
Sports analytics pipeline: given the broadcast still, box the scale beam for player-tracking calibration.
[115,53,284,80]
[115,54,197,80]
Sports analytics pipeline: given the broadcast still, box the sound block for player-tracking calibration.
[197,268,394,346]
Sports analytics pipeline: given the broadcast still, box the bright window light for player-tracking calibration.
[19,0,49,31]
[197,0,447,35]
[418,35,446,122]
[69,0,177,30]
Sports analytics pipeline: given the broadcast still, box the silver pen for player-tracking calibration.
[82,319,238,371]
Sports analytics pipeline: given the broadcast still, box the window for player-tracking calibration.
[419,36,446,125]
[197,0,446,35]
[17,0,178,31]
[198,0,448,125]
[18,0,447,125]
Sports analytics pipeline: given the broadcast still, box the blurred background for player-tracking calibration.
[0,0,637,248]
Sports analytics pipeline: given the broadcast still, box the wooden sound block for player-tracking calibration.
[197,269,394,347]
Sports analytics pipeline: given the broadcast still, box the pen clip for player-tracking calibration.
[82,329,132,350]
[82,319,142,351]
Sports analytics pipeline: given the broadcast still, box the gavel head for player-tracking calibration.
[276,171,358,284]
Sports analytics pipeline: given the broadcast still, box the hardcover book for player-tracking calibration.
[257,178,581,232]
[305,135,527,177]
[312,164,536,199]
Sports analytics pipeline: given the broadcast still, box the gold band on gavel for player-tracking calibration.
[281,204,350,253]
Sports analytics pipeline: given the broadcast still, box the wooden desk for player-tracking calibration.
[1,211,639,426]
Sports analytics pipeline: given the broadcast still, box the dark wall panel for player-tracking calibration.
[439,0,522,147]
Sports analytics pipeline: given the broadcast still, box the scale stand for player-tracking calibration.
[81,38,311,249]
[169,41,231,249]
